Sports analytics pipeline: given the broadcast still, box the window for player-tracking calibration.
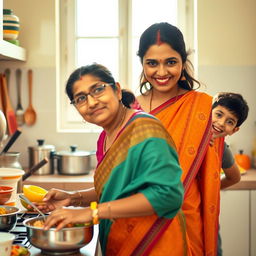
[57,0,196,132]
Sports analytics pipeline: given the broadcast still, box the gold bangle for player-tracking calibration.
[90,201,99,224]
[108,202,114,222]
[77,191,82,207]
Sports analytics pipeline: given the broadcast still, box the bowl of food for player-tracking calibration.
[23,216,94,254]
[0,186,14,204]
[0,206,19,231]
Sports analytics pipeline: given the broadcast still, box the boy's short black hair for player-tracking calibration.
[212,92,249,127]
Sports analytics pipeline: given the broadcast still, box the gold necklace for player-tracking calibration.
[149,90,154,112]
[104,105,127,152]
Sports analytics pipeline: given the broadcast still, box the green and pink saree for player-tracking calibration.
[95,112,187,255]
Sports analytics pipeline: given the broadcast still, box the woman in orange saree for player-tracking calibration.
[135,23,224,255]
[40,63,187,256]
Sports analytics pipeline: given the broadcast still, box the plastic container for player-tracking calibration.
[0,232,15,256]
[0,168,25,206]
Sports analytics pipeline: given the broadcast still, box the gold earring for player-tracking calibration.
[141,75,148,84]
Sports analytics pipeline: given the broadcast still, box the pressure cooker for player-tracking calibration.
[28,139,55,175]
[54,145,94,175]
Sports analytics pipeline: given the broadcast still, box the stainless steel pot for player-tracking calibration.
[28,139,55,175]
[55,145,94,175]
[0,152,22,169]
[23,216,93,254]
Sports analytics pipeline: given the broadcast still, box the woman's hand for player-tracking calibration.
[43,207,92,231]
[35,189,72,212]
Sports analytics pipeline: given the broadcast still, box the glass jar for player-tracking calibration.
[3,9,20,41]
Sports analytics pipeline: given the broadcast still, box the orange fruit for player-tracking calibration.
[22,185,48,202]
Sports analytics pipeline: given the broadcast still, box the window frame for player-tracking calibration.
[56,0,197,133]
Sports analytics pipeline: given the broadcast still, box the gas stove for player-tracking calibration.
[10,212,37,248]
[9,212,98,256]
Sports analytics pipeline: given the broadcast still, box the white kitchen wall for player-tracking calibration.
[1,0,255,167]
[1,0,99,168]
[198,0,256,156]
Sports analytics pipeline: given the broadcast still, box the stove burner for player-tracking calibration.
[10,212,40,248]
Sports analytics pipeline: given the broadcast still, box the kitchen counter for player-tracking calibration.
[225,168,256,190]
[23,169,256,191]
[23,170,95,190]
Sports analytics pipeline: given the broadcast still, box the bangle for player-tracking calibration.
[108,202,114,222]
[90,201,99,224]
[77,191,82,207]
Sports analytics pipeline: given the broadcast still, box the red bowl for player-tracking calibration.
[0,186,14,205]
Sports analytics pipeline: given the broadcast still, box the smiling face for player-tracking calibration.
[72,74,122,129]
[142,43,183,93]
[212,105,239,139]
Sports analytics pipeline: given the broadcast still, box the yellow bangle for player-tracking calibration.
[90,201,99,224]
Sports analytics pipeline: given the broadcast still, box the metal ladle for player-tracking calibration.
[19,194,47,221]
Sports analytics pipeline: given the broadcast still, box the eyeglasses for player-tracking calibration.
[70,83,113,107]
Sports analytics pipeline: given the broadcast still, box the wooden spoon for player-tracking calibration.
[24,69,37,126]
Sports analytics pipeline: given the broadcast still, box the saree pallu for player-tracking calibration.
[151,91,224,256]
[94,113,187,255]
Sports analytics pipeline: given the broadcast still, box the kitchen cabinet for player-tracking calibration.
[251,190,256,256]
[0,0,26,61]
[220,190,256,256]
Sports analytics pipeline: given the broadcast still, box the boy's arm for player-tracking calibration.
[221,163,241,189]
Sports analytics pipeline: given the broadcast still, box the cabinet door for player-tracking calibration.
[251,190,256,256]
[220,190,250,256]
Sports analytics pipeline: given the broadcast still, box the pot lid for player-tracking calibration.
[28,139,55,150]
[57,145,90,156]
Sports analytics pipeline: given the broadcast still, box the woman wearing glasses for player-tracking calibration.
[39,63,187,255]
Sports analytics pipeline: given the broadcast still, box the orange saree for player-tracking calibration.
[151,90,224,256]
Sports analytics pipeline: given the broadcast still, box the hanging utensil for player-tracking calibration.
[22,157,49,181]
[0,110,7,144]
[19,194,47,221]
[0,74,18,135]
[24,69,37,126]
[0,128,21,155]
[4,68,11,92]
[15,69,25,126]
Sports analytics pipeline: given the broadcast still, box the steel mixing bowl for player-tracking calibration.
[0,205,19,231]
[23,216,94,255]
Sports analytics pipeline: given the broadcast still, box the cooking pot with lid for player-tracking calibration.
[55,145,94,175]
[28,139,55,175]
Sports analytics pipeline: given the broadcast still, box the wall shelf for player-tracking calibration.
[0,0,26,61]
[0,40,26,61]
